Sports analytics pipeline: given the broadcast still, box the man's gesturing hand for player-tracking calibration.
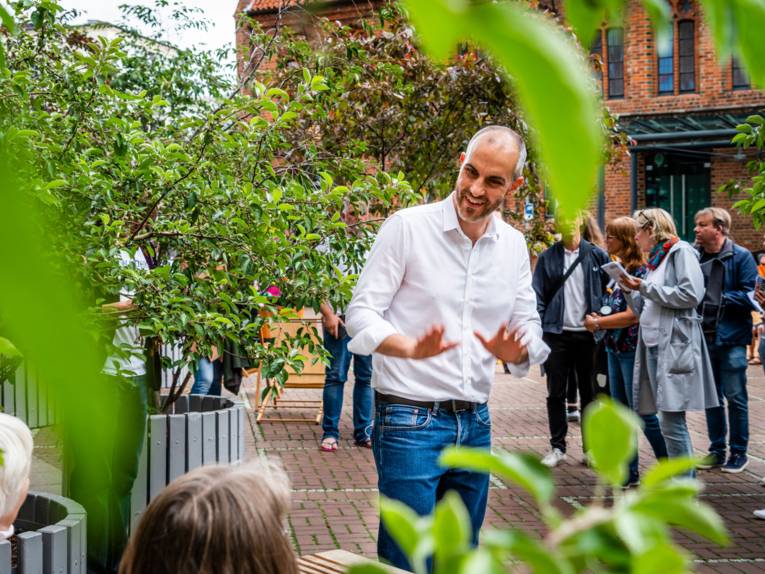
[475,325,529,364]
[410,325,459,359]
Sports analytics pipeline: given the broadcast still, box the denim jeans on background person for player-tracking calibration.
[607,350,668,482]
[646,346,695,478]
[373,401,492,572]
[705,344,749,457]
[190,356,222,396]
[322,326,373,443]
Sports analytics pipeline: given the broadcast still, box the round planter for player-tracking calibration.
[1,492,86,573]
[128,395,247,531]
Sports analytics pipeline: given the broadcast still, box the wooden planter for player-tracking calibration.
[129,395,247,531]
[1,492,87,573]
[1,361,55,430]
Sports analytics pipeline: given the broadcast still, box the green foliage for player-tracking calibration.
[583,397,640,486]
[0,0,420,401]
[699,0,765,89]
[252,8,558,249]
[405,0,603,221]
[403,0,764,220]
[369,399,727,573]
[726,114,765,227]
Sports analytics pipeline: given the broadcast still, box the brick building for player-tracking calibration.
[236,0,765,249]
[594,0,765,250]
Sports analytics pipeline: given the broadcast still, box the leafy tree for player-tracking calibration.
[724,114,765,228]
[402,0,765,221]
[247,6,629,251]
[0,0,419,406]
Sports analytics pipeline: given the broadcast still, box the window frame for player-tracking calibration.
[677,19,696,93]
[606,27,625,99]
[657,24,674,95]
[731,57,751,90]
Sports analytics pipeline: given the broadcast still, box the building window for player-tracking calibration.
[732,57,750,89]
[678,20,695,92]
[606,28,624,99]
[656,18,697,95]
[657,25,674,95]
[590,30,603,92]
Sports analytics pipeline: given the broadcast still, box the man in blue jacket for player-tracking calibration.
[695,207,757,473]
[533,215,609,467]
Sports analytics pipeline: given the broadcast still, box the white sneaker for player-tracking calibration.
[541,448,566,468]
[754,508,765,520]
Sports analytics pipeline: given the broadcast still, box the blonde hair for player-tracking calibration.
[634,208,677,243]
[0,413,33,519]
[119,458,298,574]
[695,207,731,236]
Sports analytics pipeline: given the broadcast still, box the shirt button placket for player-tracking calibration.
[462,245,477,388]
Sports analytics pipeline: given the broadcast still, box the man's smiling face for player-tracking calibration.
[454,139,520,224]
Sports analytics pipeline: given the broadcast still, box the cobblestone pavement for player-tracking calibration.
[28,364,765,572]
[241,364,765,573]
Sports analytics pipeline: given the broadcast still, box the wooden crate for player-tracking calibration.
[249,318,326,424]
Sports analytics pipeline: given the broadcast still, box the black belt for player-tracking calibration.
[375,392,482,412]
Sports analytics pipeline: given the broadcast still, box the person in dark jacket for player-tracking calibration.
[533,214,610,467]
[694,207,757,473]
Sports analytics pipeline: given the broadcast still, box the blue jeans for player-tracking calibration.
[191,356,222,396]
[373,400,492,572]
[607,350,667,481]
[646,346,695,478]
[322,327,373,443]
[705,344,749,456]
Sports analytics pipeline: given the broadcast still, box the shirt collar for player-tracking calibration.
[442,193,501,241]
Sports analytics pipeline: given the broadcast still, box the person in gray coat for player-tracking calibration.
[620,208,718,478]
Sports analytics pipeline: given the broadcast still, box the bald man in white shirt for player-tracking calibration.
[346,126,550,571]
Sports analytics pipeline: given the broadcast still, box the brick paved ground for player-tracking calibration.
[241,364,765,573]
[28,363,765,572]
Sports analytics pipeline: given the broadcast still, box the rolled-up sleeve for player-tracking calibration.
[507,239,550,377]
[346,215,408,356]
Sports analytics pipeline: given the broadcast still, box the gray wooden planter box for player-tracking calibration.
[0,492,86,574]
[1,361,55,430]
[129,395,247,532]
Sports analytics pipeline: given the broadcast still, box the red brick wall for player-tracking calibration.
[235,0,383,78]
[603,150,761,252]
[603,0,765,117]
[710,149,761,252]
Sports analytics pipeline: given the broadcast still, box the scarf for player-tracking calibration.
[647,237,679,271]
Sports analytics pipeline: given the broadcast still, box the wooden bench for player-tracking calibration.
[298,549,410,573]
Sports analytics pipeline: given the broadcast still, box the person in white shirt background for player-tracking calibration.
[0,413,33,541]
[346,125,549,571]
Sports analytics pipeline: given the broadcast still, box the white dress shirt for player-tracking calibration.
[103,249,149,377]
[346,195,549,403]
[562,247,587,331]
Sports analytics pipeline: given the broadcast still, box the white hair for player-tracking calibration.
[465,125,527,179]
[0,413,33,519]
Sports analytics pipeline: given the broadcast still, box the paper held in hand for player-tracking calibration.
[601,261,634,284]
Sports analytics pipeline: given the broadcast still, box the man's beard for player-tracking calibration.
[455,187,502,223]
